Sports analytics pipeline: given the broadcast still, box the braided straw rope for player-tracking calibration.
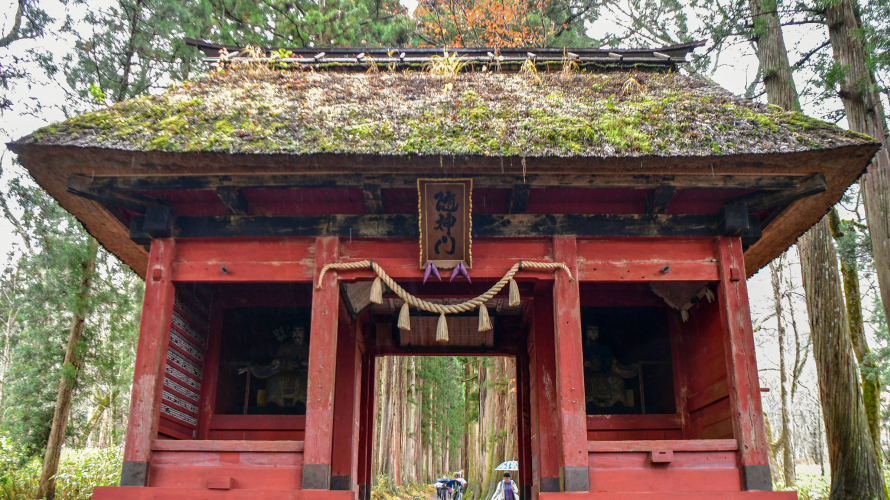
[317,260,573,314]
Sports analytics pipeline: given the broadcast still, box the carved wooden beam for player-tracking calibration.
[80,173,812,192]
[165,213,723,240]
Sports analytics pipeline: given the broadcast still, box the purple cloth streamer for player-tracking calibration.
[449,262,471,283]
[423,262,442,284]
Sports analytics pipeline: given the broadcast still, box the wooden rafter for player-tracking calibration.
[74,173,814,192]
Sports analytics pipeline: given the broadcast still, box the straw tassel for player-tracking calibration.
[704,287,715,303]
[508,278,520,307]
[436,312,449,342]
[478,305,492,332]
[398,302,411,330]
[369,276,384,304]
[680,309,689,323]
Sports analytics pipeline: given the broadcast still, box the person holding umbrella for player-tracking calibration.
[493,472,518,500]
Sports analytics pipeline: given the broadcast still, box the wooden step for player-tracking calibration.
[93,487,355,500]
[540,492,798,500]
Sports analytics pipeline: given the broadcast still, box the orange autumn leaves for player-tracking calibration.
[414,0,555,47]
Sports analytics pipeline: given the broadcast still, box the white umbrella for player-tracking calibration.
[495,461,518,471]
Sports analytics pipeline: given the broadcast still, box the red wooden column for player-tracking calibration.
[716,237,771,491]
[331,316,363,495]
[516,350,534,500]
[356,346,377,500]
[121,238,177,486]
[551,237,589,492]
[303,236,341,490]
[531,282,561,495]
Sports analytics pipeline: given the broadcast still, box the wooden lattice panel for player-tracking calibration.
[160,285,211,437]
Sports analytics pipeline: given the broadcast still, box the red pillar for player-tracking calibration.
[332,318,363,496]
[121,238,176,486]
[516,350,533,500]
[531,282,560,494]
[303,236,341,490]
[716,237,771,491]
[552,237,588,492]
[357,347,376,500]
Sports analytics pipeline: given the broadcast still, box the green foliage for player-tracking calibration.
[0,172,142,457]
[790,470,830,500]
[199,0,411,48]
[0,434,121,500]
[417,357,466,461]
[371,475,433,500]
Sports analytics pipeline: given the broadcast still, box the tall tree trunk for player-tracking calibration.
[799,218,885,500]
[748,0,801,111]
[828,208,883,457]
[770,259,795,486]
[824,0,890,344]
[0,307,17,407]
[37,239,98,500]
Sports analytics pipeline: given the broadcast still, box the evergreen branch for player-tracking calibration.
[0,0,25,48]
[793,40,830,69]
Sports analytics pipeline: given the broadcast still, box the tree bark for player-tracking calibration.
[828,208,883,460]
[748,0,801,111]
[799,217,885,500]
[769,259,795,486]
[824,0,890,340]
[37,239,98,500]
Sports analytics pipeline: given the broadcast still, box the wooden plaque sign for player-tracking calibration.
[418,178,472,269]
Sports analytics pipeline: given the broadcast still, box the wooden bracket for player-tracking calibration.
[718,202,750,236]
[67,174,167,214]
[362,183,384,214]
[143,206,174,238]
[509,183,531,214]
[736,173,827,212]
[741,215,763,249]
[129,216,151,245]
[650,450,674,463]
[207,477,234,490]
[646,185,678,214]
[216,186,249,215]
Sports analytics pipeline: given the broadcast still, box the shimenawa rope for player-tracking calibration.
[316,260,573,341]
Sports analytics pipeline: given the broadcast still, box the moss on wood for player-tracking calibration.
[20,69,874,158]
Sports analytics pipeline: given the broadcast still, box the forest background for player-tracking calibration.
[0,0,889,499]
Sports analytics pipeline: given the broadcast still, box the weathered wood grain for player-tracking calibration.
[123,239,177,471]
[170,214,722,239]
[82,173,812,192]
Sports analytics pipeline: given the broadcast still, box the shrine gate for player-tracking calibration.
[9,40,880,500]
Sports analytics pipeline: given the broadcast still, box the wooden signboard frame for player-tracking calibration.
[418,178,472,269]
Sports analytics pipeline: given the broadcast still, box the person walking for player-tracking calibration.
[493,472,518,500]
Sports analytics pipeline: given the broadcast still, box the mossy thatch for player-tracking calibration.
[18,69,873,157]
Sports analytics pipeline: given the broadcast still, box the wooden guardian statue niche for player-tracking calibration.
[219,307,311,415]
[419,178,472,270]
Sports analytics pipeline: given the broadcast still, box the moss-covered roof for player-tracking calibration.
[18,69,872,157]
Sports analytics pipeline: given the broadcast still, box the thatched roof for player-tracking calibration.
[5,58,882,279]
[16,70,871,158]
